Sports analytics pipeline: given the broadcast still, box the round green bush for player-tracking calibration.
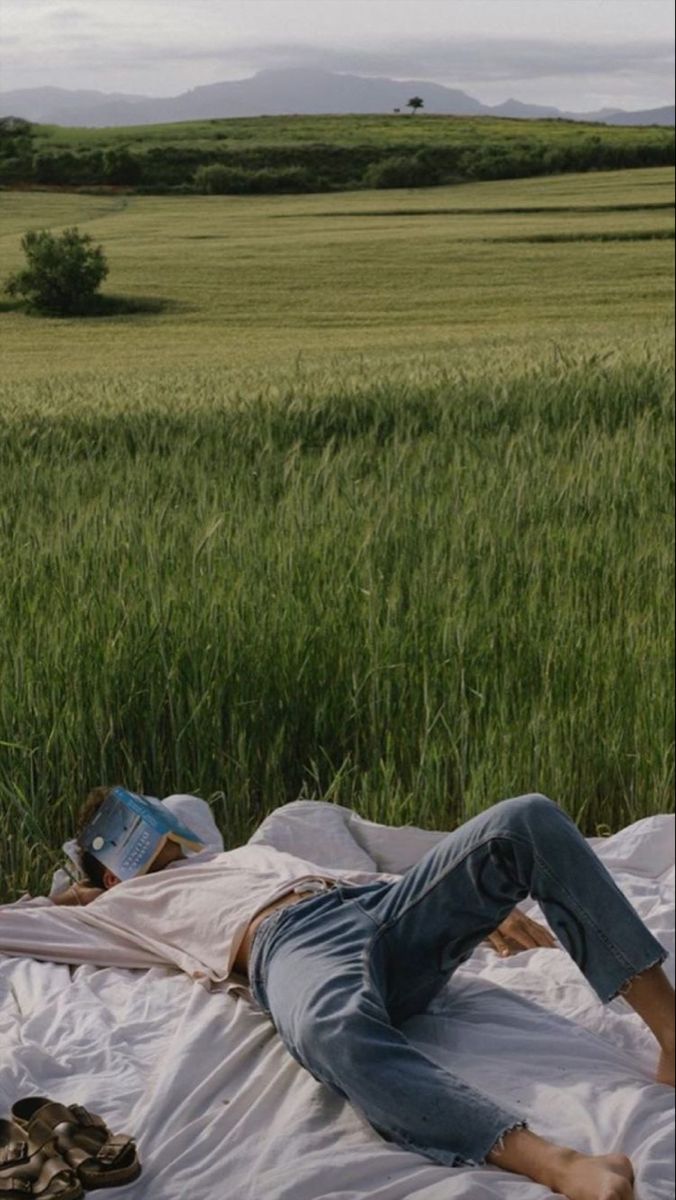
[5,227,109,316]
[364,154,443,189]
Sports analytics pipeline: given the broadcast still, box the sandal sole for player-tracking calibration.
[78,1157,142,1191]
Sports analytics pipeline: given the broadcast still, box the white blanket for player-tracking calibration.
[1,802,673,1200]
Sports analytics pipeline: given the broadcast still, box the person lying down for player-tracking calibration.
[1,785,673,1200]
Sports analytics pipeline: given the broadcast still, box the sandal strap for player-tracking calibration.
[0,1144,29,1168]
[16,1104,74,1141]
[38,1157,80,1193]
[94,1134,134,1167]
[17,1118,67,1158]
[68,1107,107,1133]
[0,1180,32,1195]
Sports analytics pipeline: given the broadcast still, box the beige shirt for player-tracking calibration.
[1,842,397,998]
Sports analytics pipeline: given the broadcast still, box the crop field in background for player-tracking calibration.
[0,166,674,901]
[1,167,674,381]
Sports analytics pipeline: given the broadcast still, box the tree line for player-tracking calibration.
[0,115,673,195]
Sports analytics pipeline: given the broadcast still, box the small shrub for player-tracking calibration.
[0,154,33,185]
[33,151,71,185]
[103,148,142,186]
[5,227,109,316]
[242,166,315,194]
[0,115,32,136]
[194,163,249,194]
[364,153,442,189]
[194,162,316,195]
[0,116,35,180]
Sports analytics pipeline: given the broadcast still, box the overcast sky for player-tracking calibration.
[0,0,673,110]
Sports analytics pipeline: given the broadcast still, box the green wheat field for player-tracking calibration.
[0,164,674,901]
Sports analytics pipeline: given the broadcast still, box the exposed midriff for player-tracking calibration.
[233,890,315,976]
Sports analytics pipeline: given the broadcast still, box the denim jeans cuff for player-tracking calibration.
[604,947,670,1005]
[480,1119,531,1167]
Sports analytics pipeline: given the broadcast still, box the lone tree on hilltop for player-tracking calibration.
[407,96,424,115]
[5,227,109,316]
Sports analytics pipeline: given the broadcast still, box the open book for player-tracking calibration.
[79,786,206,881]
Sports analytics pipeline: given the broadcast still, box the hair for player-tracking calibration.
[75,785,115,888]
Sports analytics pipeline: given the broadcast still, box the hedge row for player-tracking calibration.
[0,124,674,194]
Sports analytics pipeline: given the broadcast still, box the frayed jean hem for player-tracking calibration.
[389,1117,530,1169]
[482,1119,531,1167]
[604,948,670,1005]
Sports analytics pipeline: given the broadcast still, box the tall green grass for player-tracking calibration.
[0,348,673,902]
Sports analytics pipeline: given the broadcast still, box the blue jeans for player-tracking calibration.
[249,795,668,1168]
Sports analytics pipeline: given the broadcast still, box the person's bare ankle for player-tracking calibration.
[487,1130,635,1198]
[620,963,674,1054]
[657,1043,675,1087]
[486,1128,577,1192]
[544,1147,580,1194]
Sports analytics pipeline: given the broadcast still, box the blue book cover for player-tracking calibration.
[79,786,206,881]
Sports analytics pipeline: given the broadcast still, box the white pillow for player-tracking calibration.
[346,809,448,874]
[248,800,377,872]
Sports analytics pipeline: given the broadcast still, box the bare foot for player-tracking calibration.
[554,1151,635,1200]
[657,1043,675,1087]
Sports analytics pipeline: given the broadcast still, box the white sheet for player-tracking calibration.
[1,805,673,1200]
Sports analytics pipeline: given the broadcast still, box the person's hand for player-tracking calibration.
[485,908,558,957]
[51,881,105,906]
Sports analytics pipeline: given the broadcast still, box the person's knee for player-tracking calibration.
[494,793,562,829]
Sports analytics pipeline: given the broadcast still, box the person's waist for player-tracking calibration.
[255,879,337,927]
[236,879,337,973]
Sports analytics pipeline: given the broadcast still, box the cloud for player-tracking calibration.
[43,6,92,24]
[159,35,675,86]
[0,14,672,108]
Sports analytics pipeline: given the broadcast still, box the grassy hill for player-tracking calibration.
[1,112,673,194]
[32,111,676,149]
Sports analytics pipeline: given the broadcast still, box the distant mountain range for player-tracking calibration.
[1,69,674,128]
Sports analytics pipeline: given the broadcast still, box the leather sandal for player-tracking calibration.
[0,1119,83,1199]
[10,1102,141,1193]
